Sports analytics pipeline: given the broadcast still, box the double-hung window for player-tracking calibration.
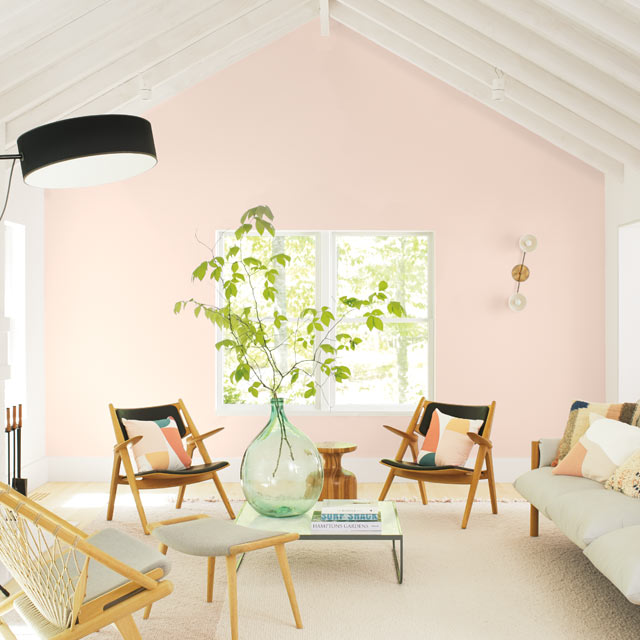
[216,231,433,413]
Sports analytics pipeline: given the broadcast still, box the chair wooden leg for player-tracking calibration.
[207,557,215,603]
[225,555,239,640]
[485,451,498,515]
[275,544,303,629]
[530,505,539,537]
[417,481,428,505]
[461,449,486,529]
[114,615,142,640]
[378,470,396,501]
[212,473,235,519]
[176,485,186,509]
[128,480,150,535]
[143,544,168,620]
[106,456,120,521]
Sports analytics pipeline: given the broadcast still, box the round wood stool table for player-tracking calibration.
[315,441,358,500]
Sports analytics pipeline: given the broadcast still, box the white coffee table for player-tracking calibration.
[235,499,404,583]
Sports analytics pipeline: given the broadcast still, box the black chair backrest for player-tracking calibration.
[115,404,187,440]
[418,402,490,437]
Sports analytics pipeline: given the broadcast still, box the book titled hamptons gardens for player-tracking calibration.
[311,501,382,533]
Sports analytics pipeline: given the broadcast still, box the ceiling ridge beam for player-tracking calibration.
[478,0,640,94]
[338,0,640,166]
[536,0,640,59]
[5,0,314,145]
[375,0,640,149]
[68,2,318,121]
[331,1,622,178]
[1,0,271,134]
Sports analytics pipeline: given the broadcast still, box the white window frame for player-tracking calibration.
[215,230,435,416]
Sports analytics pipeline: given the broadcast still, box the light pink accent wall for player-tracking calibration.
[45,21,604,461]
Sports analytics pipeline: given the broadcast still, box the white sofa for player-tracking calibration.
[514,438,640,604]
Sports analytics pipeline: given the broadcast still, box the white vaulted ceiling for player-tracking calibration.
[1,0,639,178]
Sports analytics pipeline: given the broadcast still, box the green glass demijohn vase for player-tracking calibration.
[240,398,324,517]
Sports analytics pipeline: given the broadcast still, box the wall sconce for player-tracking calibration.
[508,234,537,311]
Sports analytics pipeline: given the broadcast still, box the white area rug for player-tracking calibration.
[27,500,640,639]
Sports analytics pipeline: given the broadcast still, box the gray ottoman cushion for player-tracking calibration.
[513,467,604,517]
[152,517,287,557]
[547,490,640,548]
[85,528,172,601]
[583,525,640,604]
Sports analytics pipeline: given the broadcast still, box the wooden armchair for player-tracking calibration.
[379,398,498,528]
[107,399,235,534]
[0,482,173,639]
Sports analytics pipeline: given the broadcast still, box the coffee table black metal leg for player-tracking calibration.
[392,538,403,584]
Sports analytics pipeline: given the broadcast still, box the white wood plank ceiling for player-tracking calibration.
[0,0,639,178]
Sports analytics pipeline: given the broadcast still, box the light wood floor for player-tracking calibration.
[30,481,523,530]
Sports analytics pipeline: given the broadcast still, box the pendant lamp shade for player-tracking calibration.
[16,115,157,188]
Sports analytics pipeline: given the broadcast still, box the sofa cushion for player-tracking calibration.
[546,489,640,548]
[583,525,640,604]
[513,466,604,517]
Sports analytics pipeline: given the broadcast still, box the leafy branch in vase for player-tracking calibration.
[175,205,406,472]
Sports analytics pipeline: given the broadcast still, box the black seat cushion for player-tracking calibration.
[381,458,473,473]
[134,461,229,477]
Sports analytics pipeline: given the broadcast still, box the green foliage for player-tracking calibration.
[175,206,407,403]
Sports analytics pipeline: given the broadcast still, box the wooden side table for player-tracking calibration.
[315,441,357,500]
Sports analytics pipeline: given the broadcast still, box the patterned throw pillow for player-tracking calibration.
[417,409,485,467]
[606,450,640,498]
[553,401,640,466]
[122,417,192,473]
[553,416,640,483]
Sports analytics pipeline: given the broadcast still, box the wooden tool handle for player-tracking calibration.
[5,408,9,433]
[12,406,16,431]
[18,404,22,429]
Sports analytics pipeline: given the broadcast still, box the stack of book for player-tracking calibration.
[310,500,382,533]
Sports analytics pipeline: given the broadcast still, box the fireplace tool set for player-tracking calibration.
[5,404,26,496]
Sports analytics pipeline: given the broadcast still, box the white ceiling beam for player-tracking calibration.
[414,0,640,128]
[537,0,640,58]
[320,0,330,35]
[0,0,168,95]
[350,0,640,164]
[0,0,109,62]
[376,0,640,150]
[332,2,622,178]
[342,0,640,167]
[478,0,640,94]
[5,0,313,144]
[0,0,42,27]
[72,2,318,119]
[0,0,234,123]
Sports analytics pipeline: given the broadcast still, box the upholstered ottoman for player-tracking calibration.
[146,515,302,640]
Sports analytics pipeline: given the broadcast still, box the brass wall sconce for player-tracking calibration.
[508,234,537,311]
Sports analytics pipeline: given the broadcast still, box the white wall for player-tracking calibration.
[619,220,640,400]
[1,166,46,491]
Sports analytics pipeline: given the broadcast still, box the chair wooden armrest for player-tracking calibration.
[383,425,418,443]
[113,436,143,453]
[147,514,210,533]
[0,591,23,616]
[186,427,224,445]
[467,432,492,449]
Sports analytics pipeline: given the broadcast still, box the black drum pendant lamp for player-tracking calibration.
[0,114,157,220]
[15,114,157,188]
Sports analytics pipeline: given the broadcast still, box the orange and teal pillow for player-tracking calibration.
[122,417,192,473]
[417,409,484,467]
[553,415,640,483]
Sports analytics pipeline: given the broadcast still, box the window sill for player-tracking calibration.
[215,405,416,417]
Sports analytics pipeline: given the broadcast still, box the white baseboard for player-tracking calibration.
[47,456,530,484]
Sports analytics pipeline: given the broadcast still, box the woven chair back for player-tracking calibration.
[0,485,87,629]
